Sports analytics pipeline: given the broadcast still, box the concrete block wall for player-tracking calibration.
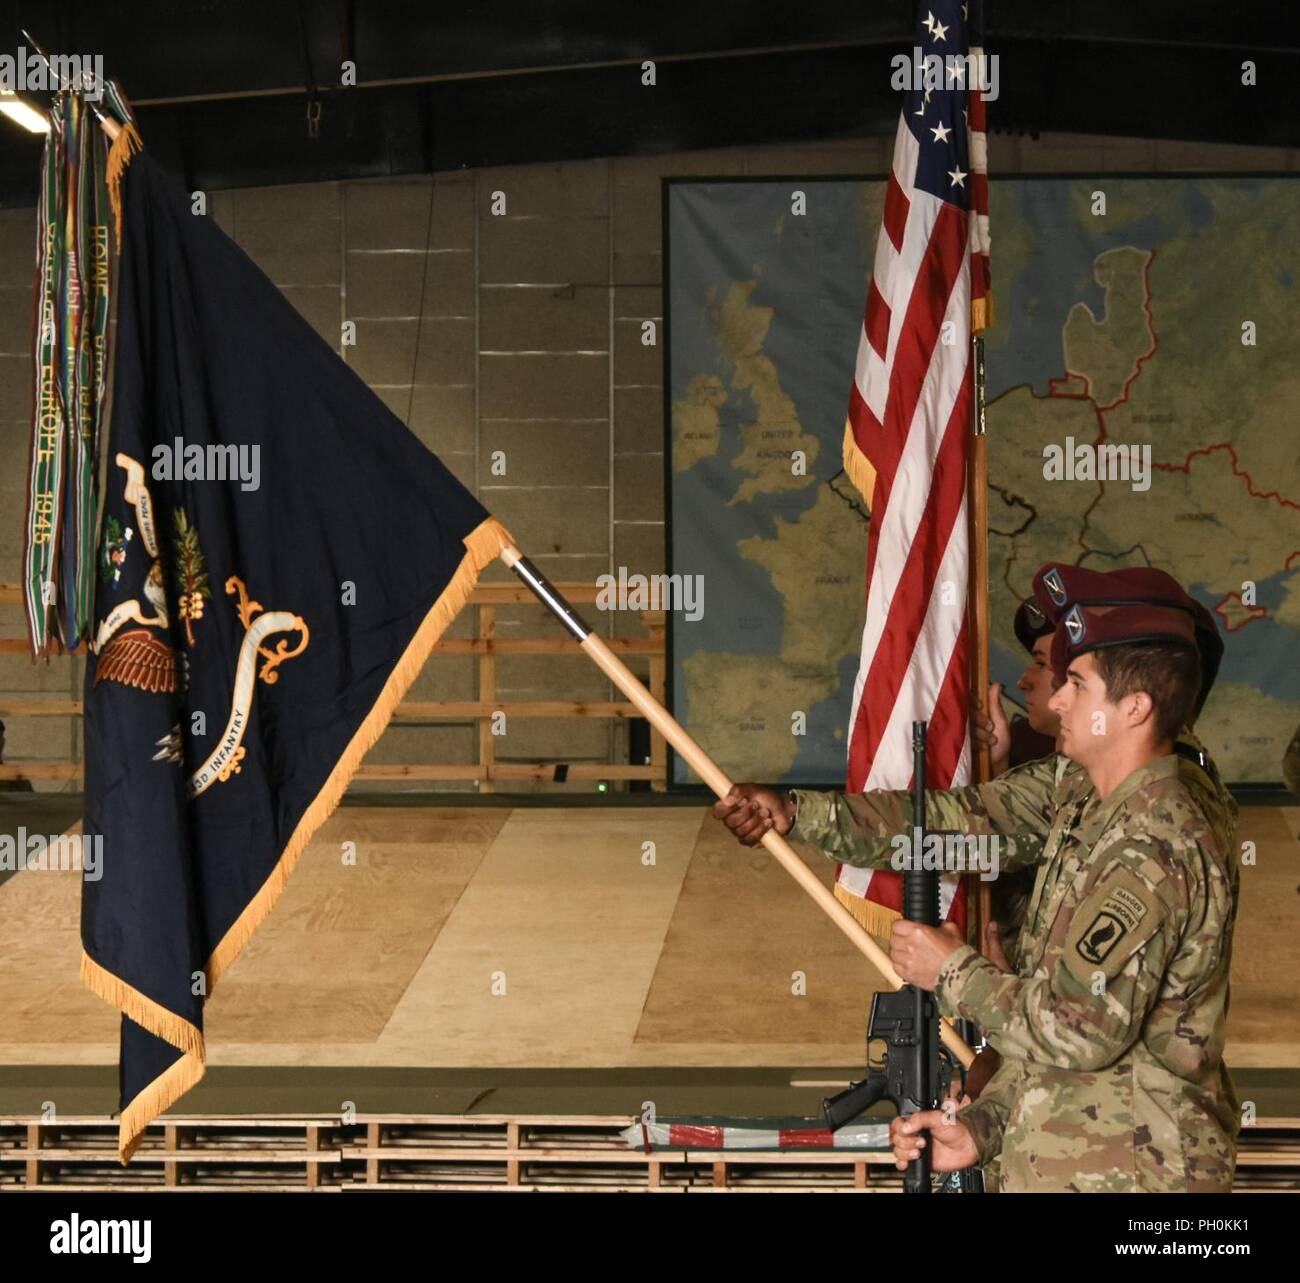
[1,131,1296,792]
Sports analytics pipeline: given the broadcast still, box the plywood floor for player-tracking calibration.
[1,804,1297,1069]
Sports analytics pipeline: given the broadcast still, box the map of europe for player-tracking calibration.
[667,178,1299,786]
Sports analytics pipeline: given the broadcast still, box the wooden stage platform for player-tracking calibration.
[1,797,1298,1190]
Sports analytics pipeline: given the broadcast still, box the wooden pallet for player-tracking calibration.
[3,1113,1298,1192]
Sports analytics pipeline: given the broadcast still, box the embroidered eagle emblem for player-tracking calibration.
[93,628,178,694]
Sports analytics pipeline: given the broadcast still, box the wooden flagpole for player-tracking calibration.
[498,543,975,1069]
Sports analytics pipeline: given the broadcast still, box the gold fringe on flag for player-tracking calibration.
[80,515,517,1163]
[840,416,878,510]
[77,950,206,1165]
[832,881,900,949]
[78,951,205,1060]
[105,120,143,249]
[117,1045,206,1164]
[971,294,994,335]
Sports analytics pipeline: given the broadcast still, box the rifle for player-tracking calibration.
[822,719,982,1193]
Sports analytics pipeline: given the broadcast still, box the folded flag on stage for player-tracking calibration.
[80,148,514,1162]
[620,1118,891,1152]
[836,0,992,939]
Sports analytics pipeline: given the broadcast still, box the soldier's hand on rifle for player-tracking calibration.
[969,681,1011,777]
[889,1109,980,1173]
[889,919,965,989]
[712,785,794,845]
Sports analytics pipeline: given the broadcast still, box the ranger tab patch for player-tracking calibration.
[1065,868,1165,983]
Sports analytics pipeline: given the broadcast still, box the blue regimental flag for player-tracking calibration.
[80,149,514,1162]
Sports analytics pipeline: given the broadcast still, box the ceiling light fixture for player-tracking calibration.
[0,90,50,133]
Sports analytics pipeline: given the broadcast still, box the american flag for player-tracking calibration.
[836,0,991,937]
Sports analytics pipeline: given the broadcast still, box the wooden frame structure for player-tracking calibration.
[0,582,668,792]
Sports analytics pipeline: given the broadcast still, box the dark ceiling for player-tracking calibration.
[0,1,1296,204]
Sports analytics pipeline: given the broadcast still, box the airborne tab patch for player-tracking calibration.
[1063,868,1166,985]
[1076,909,1127,965]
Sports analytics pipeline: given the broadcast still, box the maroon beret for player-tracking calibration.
[1013,595,1054,652]
[1051,601,1198,680]
[1105,567,1223,701]
[1030,563,1117,626]
[1029,562,1222,703]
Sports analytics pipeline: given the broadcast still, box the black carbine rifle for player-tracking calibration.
[822,719,982,1193]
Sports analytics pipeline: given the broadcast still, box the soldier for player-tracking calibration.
[966,568,1235,1066]
[955,570,1238,1195]
[714,572,1241,1192]
[983,594,1060,776]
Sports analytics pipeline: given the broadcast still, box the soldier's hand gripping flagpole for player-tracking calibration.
[499,543,975,1070]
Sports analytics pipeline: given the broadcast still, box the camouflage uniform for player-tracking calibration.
[990,729,1237,957]
[789,745,1240,1192]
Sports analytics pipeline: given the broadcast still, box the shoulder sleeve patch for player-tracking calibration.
[1062,866,1168,986]
[1137,855,1168,888]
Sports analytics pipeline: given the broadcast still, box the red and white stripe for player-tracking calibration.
[839,32,993,931]
[621,1120,890,1152]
